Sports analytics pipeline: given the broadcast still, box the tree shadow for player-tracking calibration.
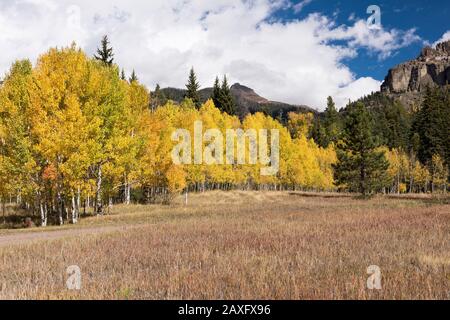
[288,192,353,199]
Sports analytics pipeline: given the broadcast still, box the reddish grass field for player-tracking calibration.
[0,191,449,300]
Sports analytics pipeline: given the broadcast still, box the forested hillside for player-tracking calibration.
[156,83,314,120]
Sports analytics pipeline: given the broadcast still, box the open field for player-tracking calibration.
[0,191,449,300]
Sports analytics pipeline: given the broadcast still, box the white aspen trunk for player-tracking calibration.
[185,190,188,206]
[40,202,47,227]
[56,188,64,226]
[59,210,63,226]
[125,177,131,205]
[77,188,81,217]
[71,196,78,224]
[95,164,103,215]
[108,197,113,214]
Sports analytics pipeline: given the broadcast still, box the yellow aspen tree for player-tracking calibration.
[0,60,38,222]
[430,154,448,193]
[288,112,314,138]
[109,80,150,205]
[29,45,94,224]
[82,52,129,214]
[412,160,431,193]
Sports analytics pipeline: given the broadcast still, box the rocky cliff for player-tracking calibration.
[381,40,450,93]
[380,40,450,108]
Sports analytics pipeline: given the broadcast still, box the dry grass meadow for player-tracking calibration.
[0,191,449,300]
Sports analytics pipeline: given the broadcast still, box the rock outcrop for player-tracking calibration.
[379,40,450,110]
[381,40,450,94]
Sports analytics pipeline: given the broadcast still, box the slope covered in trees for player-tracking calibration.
[313,89,449,194]
[157,83,314,120]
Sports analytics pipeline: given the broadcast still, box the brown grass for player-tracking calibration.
[0,191,449,300]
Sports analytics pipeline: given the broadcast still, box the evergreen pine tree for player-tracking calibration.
[322,96,341,147]
[185,67,201,109]
[412,87,449,169]
[121,69,126,81]
[94,35,114,66]
[312,97,342,148]
[151,84,166,111]
[211,76,221,110]
[333,102,390,196]
[218,75,236,116]
[311,117,327,147]
[129,70,138,83]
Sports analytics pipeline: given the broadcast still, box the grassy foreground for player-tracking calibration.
[0,191,449,300]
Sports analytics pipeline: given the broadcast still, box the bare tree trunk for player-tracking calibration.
[108,197,113,214]
[40,202,47,227]
[59,208,64,225]
[2,198,6,225]
[125,176,131,205]
[71,196,78,224]
[95,164,103,215]
[57,191,64,226]
[74,188,81,218]
[16,191,21,205]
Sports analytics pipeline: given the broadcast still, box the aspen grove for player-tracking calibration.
[0,44,447,227]
[0,45,337,226]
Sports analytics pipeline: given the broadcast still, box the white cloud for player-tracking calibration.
[292,0,313,13]
[433,31,450,47]
[0,0,421,110]
[335,77,382,107]
[323,20,422,60]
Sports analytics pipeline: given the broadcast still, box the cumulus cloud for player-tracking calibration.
[0,0,420,110]
[334,77,381,106]
[323,20,422,60]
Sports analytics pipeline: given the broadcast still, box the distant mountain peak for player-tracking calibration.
[231,83,256,93]
[158,83,314,120]
[230,83,269,105]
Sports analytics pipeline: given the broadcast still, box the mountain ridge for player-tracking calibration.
[157,83,315,120]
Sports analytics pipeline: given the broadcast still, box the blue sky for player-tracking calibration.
[0,0,448,110]
[279,0,450,81]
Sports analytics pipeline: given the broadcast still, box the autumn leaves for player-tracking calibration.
[0,44,337,225]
